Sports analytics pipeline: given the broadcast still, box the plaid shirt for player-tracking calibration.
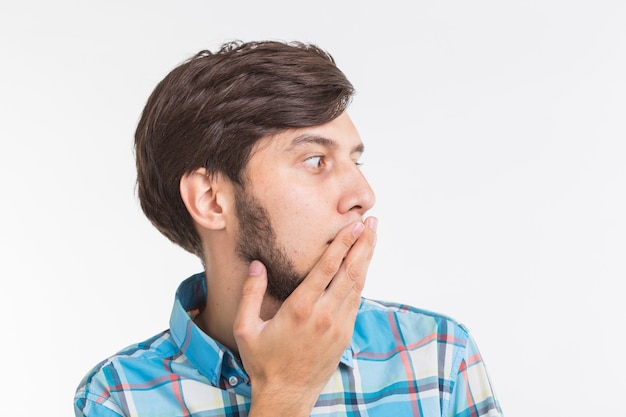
[75,273,503,416]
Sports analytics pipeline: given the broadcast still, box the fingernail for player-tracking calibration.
[352,222,365,237]
[249,260,263,276]
[367,217,378,232]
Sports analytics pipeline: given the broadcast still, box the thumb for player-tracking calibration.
[233,260,268,337]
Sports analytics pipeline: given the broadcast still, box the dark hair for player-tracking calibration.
[134,40,355,258]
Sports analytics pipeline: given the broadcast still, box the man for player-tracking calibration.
[75,40,503,417]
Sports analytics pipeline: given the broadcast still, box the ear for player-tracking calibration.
[180,168,231,231]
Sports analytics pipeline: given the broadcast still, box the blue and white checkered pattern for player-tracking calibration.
[75,273,502,416]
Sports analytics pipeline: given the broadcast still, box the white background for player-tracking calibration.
[1,1,624,416]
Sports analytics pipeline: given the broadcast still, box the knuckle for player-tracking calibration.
[232,320,247,340]
[240,278,260,297]
[315,312,334,331]
[351,278,365,294]
[345,262,362,282]
[348,290,363,308]
[320,256,339,277]
[240,284,255,298]
[331,324,351,347]
[291,302,313,321]
[340,233,356,249]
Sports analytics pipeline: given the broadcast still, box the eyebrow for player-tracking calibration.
[286,134,365,154]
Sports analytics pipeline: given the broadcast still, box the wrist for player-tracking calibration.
[248,383,318,417]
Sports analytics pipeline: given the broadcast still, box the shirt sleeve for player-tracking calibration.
[74,362,126,417]
[447,326,503,417]
[74,398,124,417]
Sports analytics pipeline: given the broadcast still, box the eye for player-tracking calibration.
[304,155,324,168]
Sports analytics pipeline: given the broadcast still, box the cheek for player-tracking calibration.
[272,192,321,229]
[274,204,330,254]
[264,184,337,258]
[277,212,316,247]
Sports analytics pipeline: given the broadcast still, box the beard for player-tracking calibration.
[234,185,306,301]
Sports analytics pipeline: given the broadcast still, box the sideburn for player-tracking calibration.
[233,185,305,301]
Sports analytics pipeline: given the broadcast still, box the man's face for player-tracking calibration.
[234,112,376,301]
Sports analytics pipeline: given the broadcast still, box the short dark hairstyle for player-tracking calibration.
[134,40,355,258]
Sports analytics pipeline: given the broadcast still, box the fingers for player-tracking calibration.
[291,221,366,303]
[233,260,267,339]
[326,216,377,308]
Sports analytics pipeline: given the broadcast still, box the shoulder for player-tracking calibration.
[359,297,463,322]
[358,298,469,333]
[74,330,178,415]
[355,298,472,350]
[82,329,179,376]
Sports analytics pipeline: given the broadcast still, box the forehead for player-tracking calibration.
[254,112,363,155]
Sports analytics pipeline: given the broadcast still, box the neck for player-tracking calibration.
[195,256,282,355]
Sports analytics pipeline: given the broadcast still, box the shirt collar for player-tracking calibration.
[169,273,357,385]
[169,273,228,386]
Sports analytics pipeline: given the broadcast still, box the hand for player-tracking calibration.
[233,217,378,417]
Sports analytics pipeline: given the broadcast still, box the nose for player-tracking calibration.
[337,164,376,215]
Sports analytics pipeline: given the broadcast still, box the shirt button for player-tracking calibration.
[228,376,239,386]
